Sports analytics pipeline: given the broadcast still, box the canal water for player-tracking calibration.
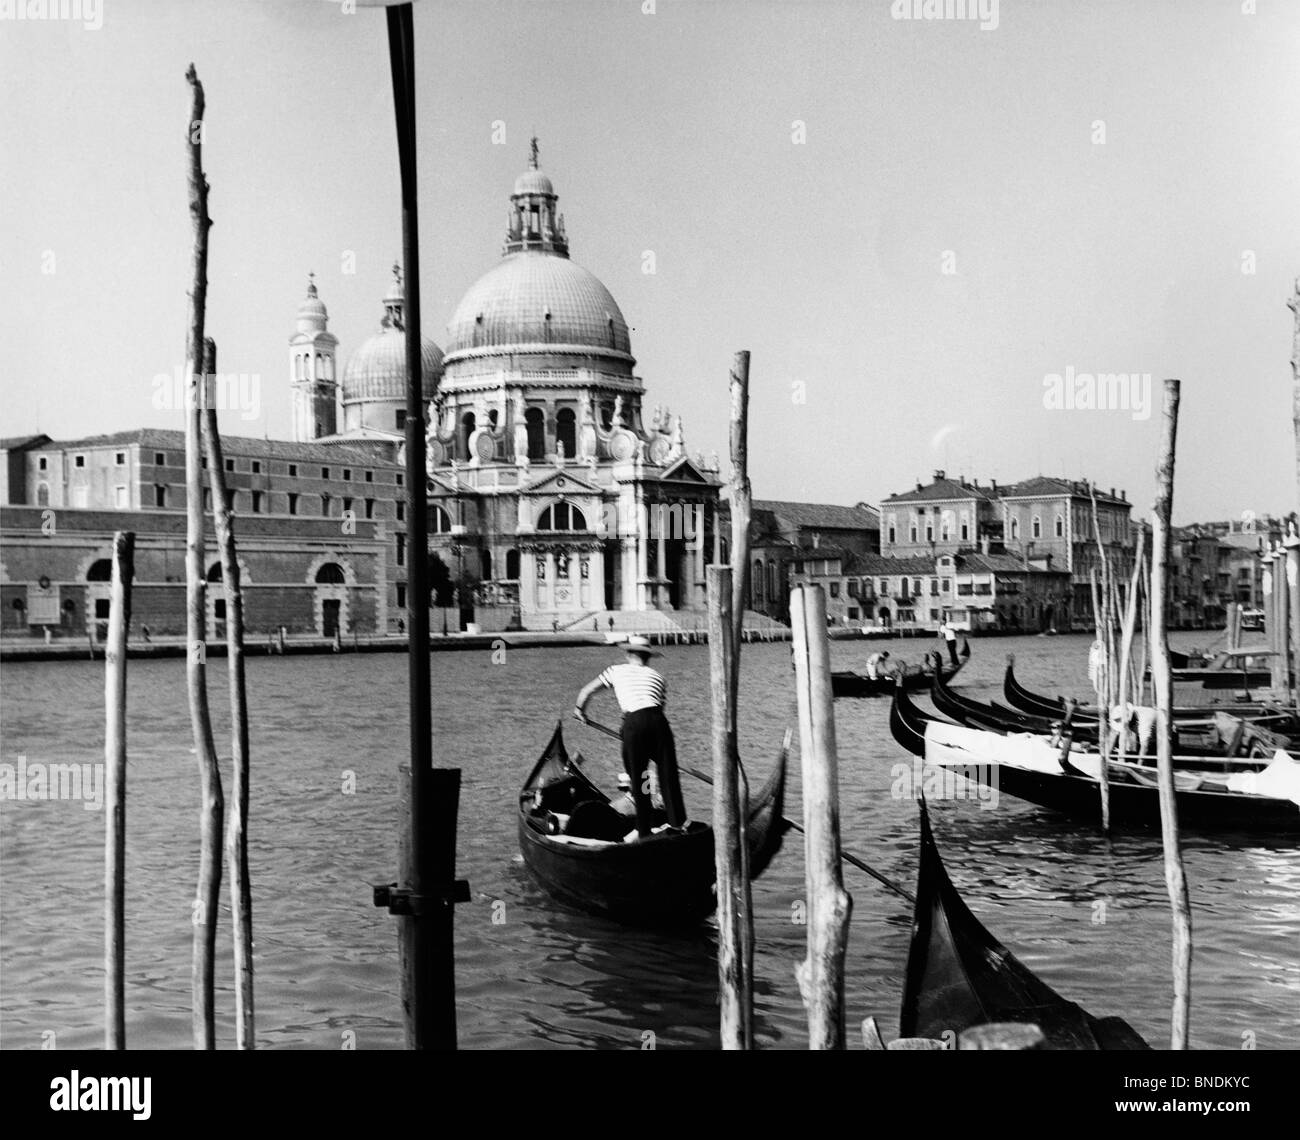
[2,632,1297,1049]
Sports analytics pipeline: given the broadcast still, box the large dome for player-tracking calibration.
[444,253,632,360]
[342,327,443,404]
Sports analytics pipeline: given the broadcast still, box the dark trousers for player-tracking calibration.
[620,707,686,836]
[945,639,959,668]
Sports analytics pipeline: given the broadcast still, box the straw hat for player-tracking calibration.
[623,634,661,658]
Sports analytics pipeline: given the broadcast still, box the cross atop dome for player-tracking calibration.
[506,141,568,257]
[306,270,317,297]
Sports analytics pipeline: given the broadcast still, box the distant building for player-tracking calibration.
[881,470,1134,630]
[790,546,1070,633]
[748,500,879,621]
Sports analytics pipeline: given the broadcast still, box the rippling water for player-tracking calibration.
[2,632,1297,1049]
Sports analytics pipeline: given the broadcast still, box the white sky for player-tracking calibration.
[2,0,1298,524]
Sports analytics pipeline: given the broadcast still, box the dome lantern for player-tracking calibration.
[504,137,568,258]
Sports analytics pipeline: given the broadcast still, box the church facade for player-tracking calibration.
[1,148,724,639]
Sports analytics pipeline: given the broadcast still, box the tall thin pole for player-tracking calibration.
[104,530,133,1050]
[790,584,852,1049]
[1287,278,1300,510]
[1287,526,1300,703]
[385,2,457,1050]
[1149,378,1192,1050]
[201,338,255,1049]
[183,63,223,1051]
[708,564,746,1049]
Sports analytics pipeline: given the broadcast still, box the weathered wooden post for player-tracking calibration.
[1087,568,1111,829]
[708,564,748,1049]
[104,530,134,1050]
[1288,278,1300,510]
[200,337,255,1049]
[1149,378,1192,1050]
[1271,545,1289,693]
[1225,602,1240,653]
[371,2,468,1050]
[1115,527,1145,758]
[1286,526,1300,702]
[790,583,852,1049]
[183,63,224,1051]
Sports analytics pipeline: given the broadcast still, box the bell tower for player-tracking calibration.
[289,273,339,441]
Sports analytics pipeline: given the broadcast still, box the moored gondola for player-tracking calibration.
[889,683,1300,833]
[518,722,790,926]
[901,800,1149,1049]
[832,639,970,699]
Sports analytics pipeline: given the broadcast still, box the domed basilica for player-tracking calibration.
[292,144,724,630]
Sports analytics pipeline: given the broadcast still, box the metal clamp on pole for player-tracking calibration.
[373,881,471,916]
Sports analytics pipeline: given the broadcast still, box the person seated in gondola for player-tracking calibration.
[866,650,900,680]
[574,635,688,841]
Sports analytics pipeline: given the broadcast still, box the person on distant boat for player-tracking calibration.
[865,650,892,680]
[939,620,960,669]
[574,635,687,841]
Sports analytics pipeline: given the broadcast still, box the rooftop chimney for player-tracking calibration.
[916,481,923,492]
[934,469,945,480]
[991,479,998,492]
[1110,487,1115,498]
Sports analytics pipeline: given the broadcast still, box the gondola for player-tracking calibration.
[1002,654,1284,723]
[933,668,1286,767]
[518,722,790,926]
[901,800,1149,1049]
[890,683,1300,833]
[831,639,970,699]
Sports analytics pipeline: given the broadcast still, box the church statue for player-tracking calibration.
[513,401,529,467]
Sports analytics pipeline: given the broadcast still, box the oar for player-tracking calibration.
[572,714,916,904]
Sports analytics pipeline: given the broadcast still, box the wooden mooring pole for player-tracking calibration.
[1271,544,1289,693]
[1286,526,1300,703]
[201,337,256,1049]
[790,584,852,1049]
[103,530,134,1050]
[1149,378,1193,1050]
[376,3,467,1050]
[184,63,223,1051]
[708,564,749,1049]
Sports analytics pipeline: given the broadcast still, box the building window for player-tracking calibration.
[1010,518,1020,540]
[432,505,452,533]
[396,501,405,522]
[1032,516,1041,539]
[888,526,896,544]
[1055,515,1064,538]
[343,468,352,481]
[365,471,373,483]
[930,579,939,595]
[396,473,404,487]
[556,408,577,457]
[365,499,375,519]
[525,407,546,460]
[396,534,406,567]
[321,493,331,515]
[225,458,235,472]
[74,455,85,468]
[396,410,406,430]
[315,563,346,584]
[960,523,969,541]
[155,485,167,508]
[38,456,48,471]
[153,453,164,466]
[913,578,923,596]
[848,579,859,598]
[829,582,840,598]
[115,452,126,466]
[848,607,860,620]
[248,460,259,475]
[753,560,765,602]
[251,491,263,514]
[879,579,889,595]
[288,463,298,477]
[322,467,330,480]
[505,549,520,580]
[342,497,353,514]
[537,502,587,531]
[115,486,128,507]
[396,584,407,609]
[203,488,212,511]
[942,579,951,594]
[288,493,299,516]
[909,523,917,542]
[925,523,934,542]
[768,562,778,601]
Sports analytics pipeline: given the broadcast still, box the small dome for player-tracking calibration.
[444,253,631,359]
[343,328,443,404]
[513,168,554,197]
[295,274,328,332]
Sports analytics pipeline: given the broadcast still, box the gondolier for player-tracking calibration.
[939,619,960,669]
[574,635,687,839]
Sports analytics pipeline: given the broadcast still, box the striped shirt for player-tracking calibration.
[599,662,667,712]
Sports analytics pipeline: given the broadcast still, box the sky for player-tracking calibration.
[2,0,1298,525]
